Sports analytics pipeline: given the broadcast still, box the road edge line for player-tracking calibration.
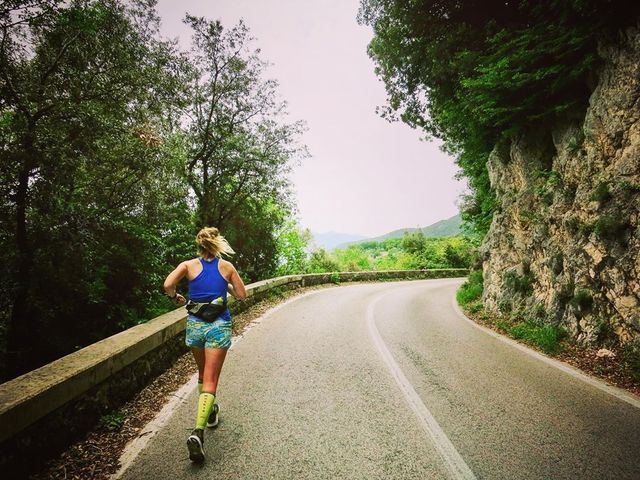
[111,374,198,479]
[111,287,332,479]
[451,297,640,410]
[367,292,477,480]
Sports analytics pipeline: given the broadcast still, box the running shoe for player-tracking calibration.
[187,428,205,463]
[207,403,219,428]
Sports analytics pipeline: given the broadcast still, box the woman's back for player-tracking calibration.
[188,257,229,302]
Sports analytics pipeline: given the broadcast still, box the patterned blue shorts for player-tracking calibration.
[185,314,232,349]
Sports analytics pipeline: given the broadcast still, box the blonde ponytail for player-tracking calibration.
[196,227,235,258]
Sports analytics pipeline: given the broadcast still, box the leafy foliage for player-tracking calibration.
[300,232,475,274]
[358,0,637,236]
[181,16,306,233]
[0,1,305,379]
[456,270,484,306]
[99,410,126,432]
[275,220,312,276]
[508,319,566,354]
[0,0,193,379]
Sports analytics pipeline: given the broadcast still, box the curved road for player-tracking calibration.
[118,279,640,479]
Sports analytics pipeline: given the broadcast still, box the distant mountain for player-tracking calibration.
[311,231,367,251]
[421,213,463,237]
[337,214,462,248]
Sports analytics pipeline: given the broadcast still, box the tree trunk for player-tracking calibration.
[6,139,36,379]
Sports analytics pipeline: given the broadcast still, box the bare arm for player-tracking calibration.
[227,265,247,300]
[163,262,188,306]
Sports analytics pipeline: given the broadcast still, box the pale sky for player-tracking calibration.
[156,0,466,237]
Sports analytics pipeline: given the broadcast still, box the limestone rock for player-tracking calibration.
[481,27,640,347]
[596,348,616,358]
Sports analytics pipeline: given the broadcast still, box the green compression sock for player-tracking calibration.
[196,393,216,429]
[197,381,203,394]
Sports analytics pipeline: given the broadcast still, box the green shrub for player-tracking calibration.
[534,222,550,239]
[497,298,512,314]
[456,270,483,306]
[564,216,581,234]
[99,411,126,431]
[570,289,593,313]
[542,191,554,206]
[503,264,534,297]
[468,301,483,313]
[533,303,546,319]
[307,249,340,273]
[509,320,566,353]
[594,215,629,241]
[579,220,595,237]
[621,339,640,381]
[565,216,594,237]
[590,181,612,203]
[594,318,614,343]
[555,279,575,305]
[518,209,538,226]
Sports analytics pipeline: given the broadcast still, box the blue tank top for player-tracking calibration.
[188,257,231,320]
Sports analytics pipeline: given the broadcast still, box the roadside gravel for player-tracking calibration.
[462,306,640,398]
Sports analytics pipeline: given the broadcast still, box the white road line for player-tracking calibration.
[111,375,198,479]
[113,287,336,479]
[367,291,477,480]
[451,297,640,410]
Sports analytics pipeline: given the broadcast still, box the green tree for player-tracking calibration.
[181,16,306,230]
[223,198,288,281]
[275,219,311,276]
[334,246,372,271]
[358,0,637,236]
[0,0,190,379]
[307,248,340,273]
[401,231,427,255]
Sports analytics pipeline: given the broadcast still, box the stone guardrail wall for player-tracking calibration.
[0,269,468,472]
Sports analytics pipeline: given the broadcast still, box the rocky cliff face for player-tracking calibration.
[480,27,640,346]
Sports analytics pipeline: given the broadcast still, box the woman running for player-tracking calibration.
[163,226,247,463]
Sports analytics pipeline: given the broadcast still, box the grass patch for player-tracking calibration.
[508,320,566,353]
[456,270,483,305]
[467,301,483,313]
[458,270,565,355]
[99,411,126,432]
[495,319,511,332]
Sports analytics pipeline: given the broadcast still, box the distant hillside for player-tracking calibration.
[421,213,463,237]
[311,231,367,251]
[338,214,462,248]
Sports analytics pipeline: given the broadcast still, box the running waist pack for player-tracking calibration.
[186,296,227,322]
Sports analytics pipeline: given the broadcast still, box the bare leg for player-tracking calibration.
[191,347,205,384]
[202,348,228,394]
[187,348,228,463]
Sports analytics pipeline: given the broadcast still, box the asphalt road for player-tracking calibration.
[118,279,640,480]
